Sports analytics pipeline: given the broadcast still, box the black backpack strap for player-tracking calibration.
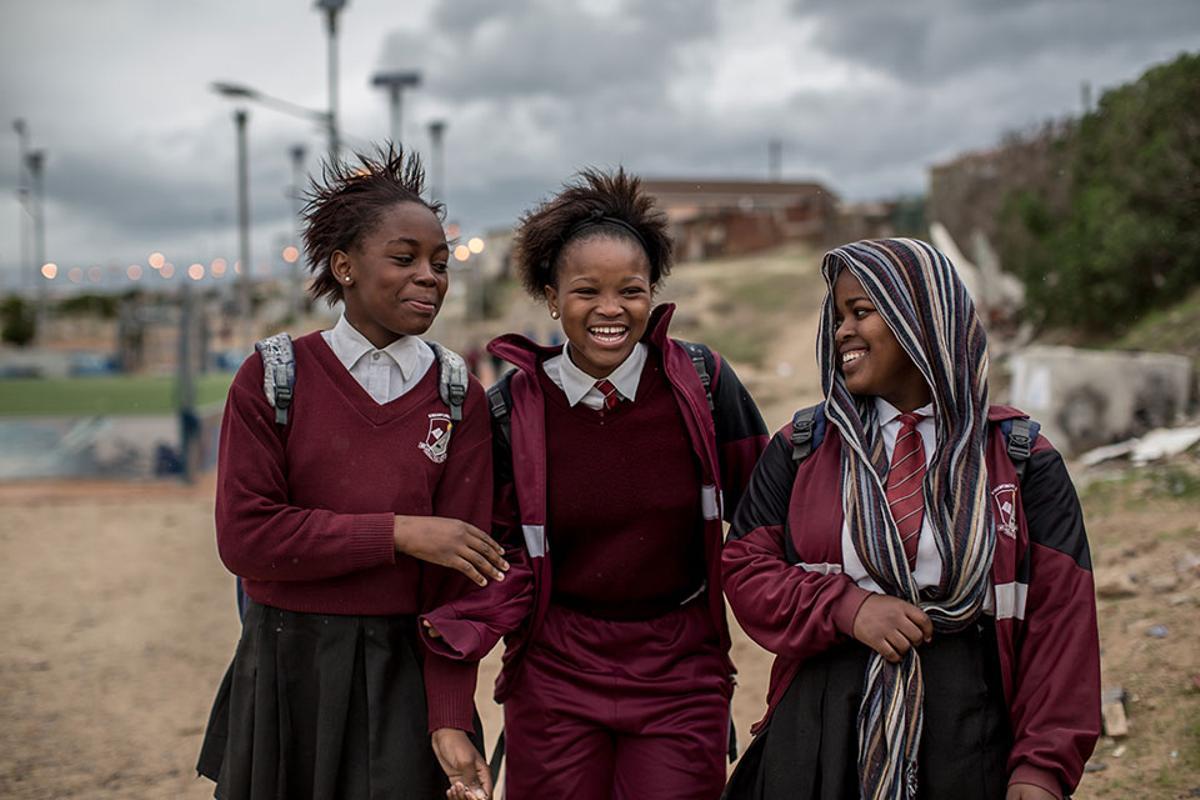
[255,333,295,425]
[1005,417,1038,481]
[790,403,825,462]
[489,728,506,784]
[681,341,715,411]
[486,373,514,451]
[427,341,468,423]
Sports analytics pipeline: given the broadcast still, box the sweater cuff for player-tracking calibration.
[831,582,873,636]
[420,607,483,661]
[423,652,479,733]
[348,513,396,571]
[1009,764,1063,799]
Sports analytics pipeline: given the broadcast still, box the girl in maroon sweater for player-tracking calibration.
[721,239,1099,799]
[422,169,769,799]
[196,148,508,800]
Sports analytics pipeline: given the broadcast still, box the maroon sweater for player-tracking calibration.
[214,331,492,732]
[540,355,705,619]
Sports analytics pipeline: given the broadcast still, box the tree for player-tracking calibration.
[1,295,37,347]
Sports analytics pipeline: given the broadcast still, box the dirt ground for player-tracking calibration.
[1,455,1198,799]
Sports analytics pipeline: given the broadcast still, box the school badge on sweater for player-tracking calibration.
[420,412,453,463]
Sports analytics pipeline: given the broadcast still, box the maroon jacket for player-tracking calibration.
[422,304,768,702]
[722,404,1100,799]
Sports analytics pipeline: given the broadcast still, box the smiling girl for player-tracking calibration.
[420,168,768,799]
[721,239,1100,800]
[195,147,504,800]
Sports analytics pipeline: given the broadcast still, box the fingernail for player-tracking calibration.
[502,561,510,570]
[494,572,505,581]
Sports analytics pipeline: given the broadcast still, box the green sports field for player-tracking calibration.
[0,374,234,416]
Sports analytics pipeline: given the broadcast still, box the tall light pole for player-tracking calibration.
[234,109,252,348]
[26,149,47,343]
[428,119,446,204]
[316,0,347,164]
[289,143,307,319]
[371,70,421,146]
[12,119,31,295]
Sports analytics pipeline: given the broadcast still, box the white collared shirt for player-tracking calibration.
[841,398,941,592]
[321,314,434,405]
[542,342,648,410]
[838,397,996,613]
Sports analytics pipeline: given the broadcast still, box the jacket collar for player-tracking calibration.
[487,302,679,376]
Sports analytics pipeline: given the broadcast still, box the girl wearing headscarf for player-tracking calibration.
[721,239,1100,800]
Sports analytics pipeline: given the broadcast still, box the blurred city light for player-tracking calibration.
[445,222,461,239]
[233,261,243,275]
[160,263,176,279]
[67,267,83,283]
[282,245,300,263]
[453,244,471,262]
[127,264,143,280]
[40,263,57,280]
[87,266,102,283]
[211,257,228,277]
[148,252,165,269]
[188,263,205,281]
[468,237,485,254]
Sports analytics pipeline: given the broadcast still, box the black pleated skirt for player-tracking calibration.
[196,601,480,800]
[724,620,1010,800]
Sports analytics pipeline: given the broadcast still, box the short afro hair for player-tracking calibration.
[302,144,444,306]
[512,167,673,299]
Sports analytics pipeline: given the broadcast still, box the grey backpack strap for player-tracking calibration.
[428,341,469,423]
[1006,417,1035,481]
[255,333,295,425]
[683,342,715,411]
[790,405,819,462]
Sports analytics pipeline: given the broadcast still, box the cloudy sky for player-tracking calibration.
[1,0,1197,289]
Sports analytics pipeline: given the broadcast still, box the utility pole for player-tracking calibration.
[12,120,31,295]
[177,277,197,483]
[768,138,783,182]
[289,143,307,319]
[428,119,446,203]
[371,70,422,146]
[316,0,347,163]
[26,149,47,343]
[234,109,252,348]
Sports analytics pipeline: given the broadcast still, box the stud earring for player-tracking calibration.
[550,309,560,320]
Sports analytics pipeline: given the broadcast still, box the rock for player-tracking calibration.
[1149,574,1180,594]
[1147,624,1169,638]
[1095,568,1139,599]
[1112,745,1126,758]
[1084,761,1108,773]
[1101,688,1130,738]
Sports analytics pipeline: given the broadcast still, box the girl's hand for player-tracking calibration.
[851,594,932,663]
[1005,783,1058,800]
[431,728,491,800]
[394,516,509,586]
[422,619,442,639]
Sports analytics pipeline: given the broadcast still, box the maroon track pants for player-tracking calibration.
[502,600,732,799]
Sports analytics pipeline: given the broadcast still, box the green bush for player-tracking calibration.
[999,53,1200,331]
[1,295,36,347]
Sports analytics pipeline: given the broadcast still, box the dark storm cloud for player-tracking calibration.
[794,0,1200,85]
[382,0,717,101]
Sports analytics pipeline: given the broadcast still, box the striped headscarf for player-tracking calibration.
[817,238,993,800]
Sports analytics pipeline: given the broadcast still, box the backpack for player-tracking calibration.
[235,333,471,619]
[254,332,470,425]
[784,402,1040,563]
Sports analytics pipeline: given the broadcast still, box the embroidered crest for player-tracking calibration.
[419,412,453,464]
[992,483,1019,539]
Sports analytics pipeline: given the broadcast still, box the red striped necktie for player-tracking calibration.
[887,412,927,569]
[594,379,620,411]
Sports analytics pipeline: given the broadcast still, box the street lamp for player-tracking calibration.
[233,110,252,348]
[12,119,31,295]
[26,149,48,343]
[289,144,308,319]
[371,70,421,146]
[428,119,446,203]
[315,0,348,163]
[212,81,334,151]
